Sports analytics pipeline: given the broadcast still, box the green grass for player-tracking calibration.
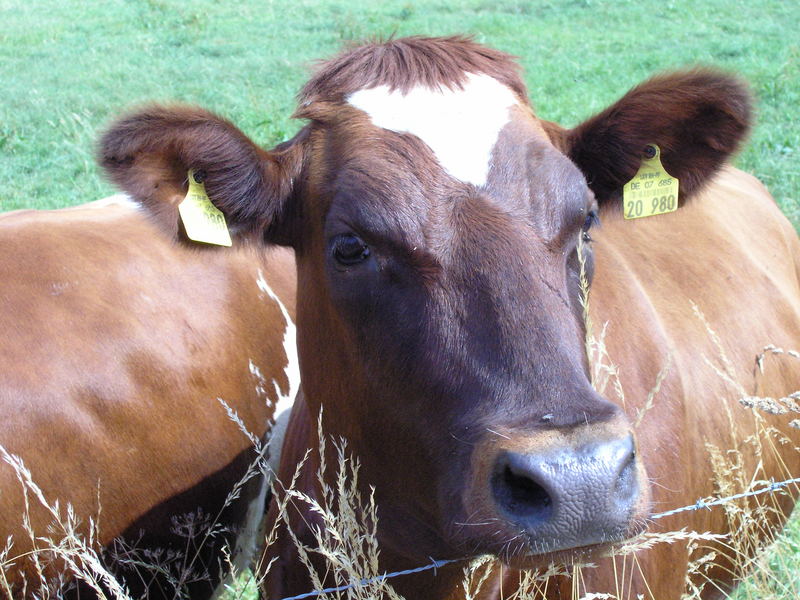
[1,0,798,224]
[2,1,799,598]
[732,511,800,599]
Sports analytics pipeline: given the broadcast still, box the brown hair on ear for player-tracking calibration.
[98,105,303,244]
[564,69,752,204]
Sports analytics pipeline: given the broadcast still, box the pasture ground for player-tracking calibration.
[1,0,799,598]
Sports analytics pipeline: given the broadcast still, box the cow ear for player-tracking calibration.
[557,70,751,204]
[98,105,304,246]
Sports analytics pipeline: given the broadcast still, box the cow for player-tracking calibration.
[96,37,800,599]
[0,195,297,599]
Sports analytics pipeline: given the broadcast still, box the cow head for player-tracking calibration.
[99,37,750,567]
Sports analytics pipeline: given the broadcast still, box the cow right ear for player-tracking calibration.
[98,105,305,246]
[544,70,751,206]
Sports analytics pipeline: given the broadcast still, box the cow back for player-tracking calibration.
[0,199,296,598]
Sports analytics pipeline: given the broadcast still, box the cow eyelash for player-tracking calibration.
[331,233,371,266]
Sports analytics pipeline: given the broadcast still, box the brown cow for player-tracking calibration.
[0,195,297,598]
[97,37,800,599]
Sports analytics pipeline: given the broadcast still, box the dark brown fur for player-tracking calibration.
[298,35,529,105]
[562,69,751,202]
[98,105,304,243]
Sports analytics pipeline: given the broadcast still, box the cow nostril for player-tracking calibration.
[492,459,553,522]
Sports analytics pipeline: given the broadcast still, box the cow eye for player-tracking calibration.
[332,233,371,265]
[583,210,599,231]
[582,210,599,242]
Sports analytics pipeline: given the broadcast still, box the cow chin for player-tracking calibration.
[444,505,647,570]
[502,535,643,571]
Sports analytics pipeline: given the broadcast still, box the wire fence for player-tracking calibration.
[276,474,800,600]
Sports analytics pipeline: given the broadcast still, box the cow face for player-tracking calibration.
[100,37,750,567]
[290,92,641,563]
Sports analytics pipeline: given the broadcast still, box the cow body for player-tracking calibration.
[567,166,800,598]
[95,37,800,600]
[486,165,800,598]
[0,197,296,598]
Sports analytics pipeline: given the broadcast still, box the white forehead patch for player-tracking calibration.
[347,72,518,187]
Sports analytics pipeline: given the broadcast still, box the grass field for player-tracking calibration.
[2,0,799,598]
[1,0,798,224]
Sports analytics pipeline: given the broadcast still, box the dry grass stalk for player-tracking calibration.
[756,345,800,375]
[461,555,496,600]
[614,529,726,558]
[557,260,799,599]
[633,353,672,429]
[0,445,132,600]
[576,236,626,408]
[683,309,800,600]
[0,395,283,599]
[749,345,800,430]
[270,412,403,600]
[739,395,800,417]
[493,562,576,600]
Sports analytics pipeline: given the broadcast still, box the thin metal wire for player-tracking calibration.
[276,558,462,600]
[276,475,800,600]
[649,475,800,520]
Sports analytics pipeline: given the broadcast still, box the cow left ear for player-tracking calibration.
[550,69,752,205]
[98,105,305,246]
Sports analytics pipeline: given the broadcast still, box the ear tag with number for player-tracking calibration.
[178,170,232,246]
[622,145,679,219]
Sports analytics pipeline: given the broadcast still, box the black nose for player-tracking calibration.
[491,435,639,551]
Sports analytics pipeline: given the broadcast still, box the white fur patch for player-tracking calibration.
[256,270,301,476]
[207,272,301,600]
[213,271,299,599]
[347,72,518,187]
[82,193,140,210]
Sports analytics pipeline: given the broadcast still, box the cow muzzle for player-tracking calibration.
[462,423,648,563]
[492,434,638,550]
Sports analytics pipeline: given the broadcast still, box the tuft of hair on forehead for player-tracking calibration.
[297,36,530,107]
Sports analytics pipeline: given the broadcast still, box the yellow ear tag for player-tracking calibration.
[622,145,679,219]
[178,170,232,246]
